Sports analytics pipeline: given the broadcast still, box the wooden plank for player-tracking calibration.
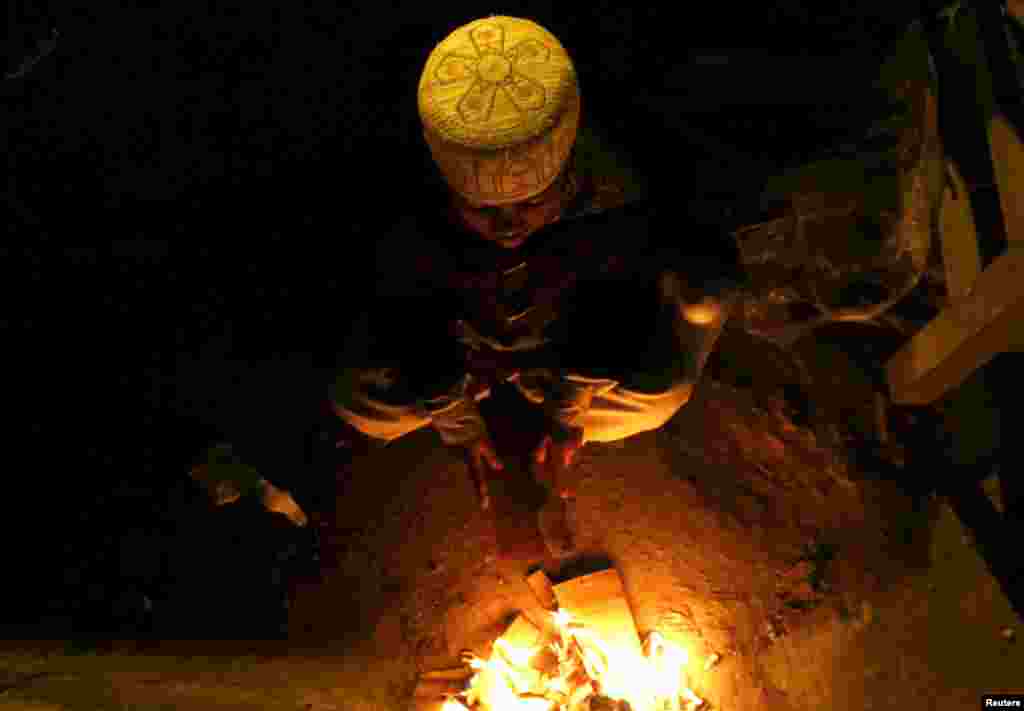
[525,569,558,611]
[490,613,547,692]
[940,160,982,304]
[501,613,543,650]
[421,667,474,682]
[990,114,1024,351]
[990,114,1024,249]
[886,249,1024,404]
[551,568,643,662]
[414,676,468,698]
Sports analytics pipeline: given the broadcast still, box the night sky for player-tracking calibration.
[4,1,918,641]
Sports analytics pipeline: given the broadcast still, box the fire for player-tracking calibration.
[446,610,705,711]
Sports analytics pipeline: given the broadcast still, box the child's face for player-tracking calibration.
[452,170,571,249]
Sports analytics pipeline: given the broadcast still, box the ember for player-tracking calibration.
[443,610,704,711]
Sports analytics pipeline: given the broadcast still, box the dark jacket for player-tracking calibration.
[355,123,747,394]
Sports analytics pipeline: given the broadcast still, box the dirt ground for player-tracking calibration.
[1,322,1018,711]
[279,319,1021,710]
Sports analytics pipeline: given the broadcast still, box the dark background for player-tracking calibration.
[3,1,919,642]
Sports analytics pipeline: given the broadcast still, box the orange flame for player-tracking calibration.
[454,614,705,711]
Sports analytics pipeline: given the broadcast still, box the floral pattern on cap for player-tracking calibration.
[432,23,551,125]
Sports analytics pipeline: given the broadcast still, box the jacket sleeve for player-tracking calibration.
[423,376,489,446]
[549,222,747,427]
[643,227,746,391]
[334,218,487,447]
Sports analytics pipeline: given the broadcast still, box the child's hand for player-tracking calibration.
[464,435,504,510]
[532,424,584,499]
